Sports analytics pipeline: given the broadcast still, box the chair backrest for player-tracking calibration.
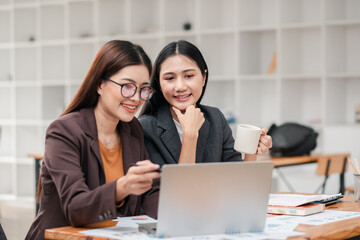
[315,153,350,194]
[316,154,348,176]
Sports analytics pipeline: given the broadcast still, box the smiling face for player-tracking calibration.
[97,64,150,122]
[159,54,206,112]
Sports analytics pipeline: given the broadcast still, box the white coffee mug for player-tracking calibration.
[234,124,262,155]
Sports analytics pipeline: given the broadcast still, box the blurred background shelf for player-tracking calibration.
[0,0,359,200]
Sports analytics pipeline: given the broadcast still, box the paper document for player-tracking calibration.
[268,210,360,227]
[80,211,360,240]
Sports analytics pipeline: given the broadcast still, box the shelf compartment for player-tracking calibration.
[14,46,37,81]
[201,80,236,117]
[68,83,81,106]
[14,7,37,43]
[16,162,34,196]
[0,125,14,156]
[326,78,360,124]
[281,28,321,75]
[0,162,14,194]
[239,30,276,75]
[0,49,11,81]
[326,0,360,22]
[238,79,277,127]
[200,33,235,76]
[69,1,94,39]
[14,0,36,4]
[164,0,195,32]
[0,87,12,119]
[130,0,159,34]
[132,38,160,63]
[42,86,65,120]
[322,125,360,158]
[40,4,65,41]
[281,78,321,124]
[238,0,276,28]
[99,0,126,37]
[69,42,95,80]
[16,125,43,157]
[41,45,65,81]
[200,0,234,30]
[0,9,10,43]
[281,0,321,25]
[326,25,360,74]
[15,85,39,120]
[0,0,10,6]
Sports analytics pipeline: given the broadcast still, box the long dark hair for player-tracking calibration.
[62,40,152,116]
[36,40,152,205]
[140,40,208,116]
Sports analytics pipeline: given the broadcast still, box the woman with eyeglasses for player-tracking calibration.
[26,40,160,240]
[139,40,272,166]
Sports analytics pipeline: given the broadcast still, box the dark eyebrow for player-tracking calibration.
[162,69,197,76]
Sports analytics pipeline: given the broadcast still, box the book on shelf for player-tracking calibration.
[267,52,277,75]
[268,193,343,207]
[268,203,325,216]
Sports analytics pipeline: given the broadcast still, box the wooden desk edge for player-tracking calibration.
[45,221,117,240]
[263,153,351,168]
[45,196,360,240]
[288,195,360,240]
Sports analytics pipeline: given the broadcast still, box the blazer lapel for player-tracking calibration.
[157,103,181,164]
[81,108,105,183]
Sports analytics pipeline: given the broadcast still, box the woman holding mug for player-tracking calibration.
[139,40,272,166]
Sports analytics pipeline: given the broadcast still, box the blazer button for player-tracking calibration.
[99,215,104,221]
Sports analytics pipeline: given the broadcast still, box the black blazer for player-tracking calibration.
[26,108,159,240]
[139,102,242,166]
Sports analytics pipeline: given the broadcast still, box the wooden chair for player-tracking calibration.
[315,154,349,194]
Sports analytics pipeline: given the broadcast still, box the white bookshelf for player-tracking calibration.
[0,0,360,199]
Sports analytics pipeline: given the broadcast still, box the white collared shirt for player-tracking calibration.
[173,118,183,143]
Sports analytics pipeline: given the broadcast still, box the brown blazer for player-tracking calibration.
[26,108,159,240]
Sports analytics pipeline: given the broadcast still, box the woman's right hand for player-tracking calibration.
[172,105,205,138]
[115,160,160,202]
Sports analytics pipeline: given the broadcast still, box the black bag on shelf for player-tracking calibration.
[267,122,318,157]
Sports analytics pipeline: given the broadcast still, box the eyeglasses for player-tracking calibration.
[103,76,154,101]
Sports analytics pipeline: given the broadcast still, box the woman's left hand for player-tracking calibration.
[256,128,272,155]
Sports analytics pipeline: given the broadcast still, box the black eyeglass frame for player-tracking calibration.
[102,76,154,101]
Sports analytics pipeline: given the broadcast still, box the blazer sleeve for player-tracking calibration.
[44,119,118,226]
[217,109,243,162]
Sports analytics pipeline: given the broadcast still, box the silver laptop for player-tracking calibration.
[139,161,274,238]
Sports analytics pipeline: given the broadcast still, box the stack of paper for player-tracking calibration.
[268,193,342,207]
[267,193,342,216]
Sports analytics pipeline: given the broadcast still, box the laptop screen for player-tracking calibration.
[155,161,274,237]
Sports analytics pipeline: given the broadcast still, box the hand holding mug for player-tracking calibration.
[234,124,272,155]
[257,128,272,155]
